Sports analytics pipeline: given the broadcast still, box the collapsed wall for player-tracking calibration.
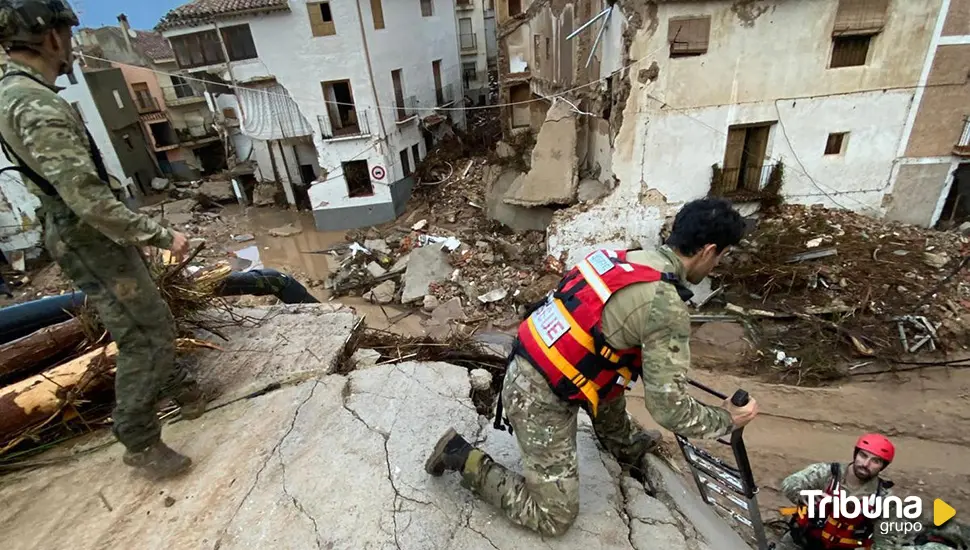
[0,304,752,550]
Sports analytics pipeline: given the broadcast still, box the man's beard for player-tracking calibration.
[853,463,875,481]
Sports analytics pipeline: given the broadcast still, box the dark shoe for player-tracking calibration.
[123,441,192,481]
[173,382,207,420]
[425,428,473,476]
[636,429,663,453]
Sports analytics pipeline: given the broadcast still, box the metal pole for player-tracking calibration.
[585,6,613,69]
[567,6,611,40]
[212,19,245,121]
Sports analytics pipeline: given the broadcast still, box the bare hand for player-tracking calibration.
[168,231,190,261]
[724,397,759,429]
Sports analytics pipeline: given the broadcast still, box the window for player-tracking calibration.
[170,30,225,69]
[830,35,871,67]
[71,102,85,121]
[400,150,412,177]
[171,75,195,99]
[545,37,550,59]
[668,16,711,57]
[717,123,774,194]
[122,133,133,149]
[420,0,433,17]
[392,69,408,121]
[371,0,385,29]
[321,80,360,136]
[459,18,475,50]
[412,144,421,165]
[67,71,77,85]
[149,120,179,149]
[131,82,157,113]
[825,132,848,155]
[533,35,541,69]
[112,89,124,109]
[343,160,373,197]
[432,60,444,105]
[462,61,477,88]
[221,24,258,61]
[509,0,522,16]
[309,2,336,37]
[510,83,530,128]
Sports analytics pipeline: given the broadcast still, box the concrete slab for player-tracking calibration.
[503,101,579,207]
[486,169,556,232]
[401,245,451,304]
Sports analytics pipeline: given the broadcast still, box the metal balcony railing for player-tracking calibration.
[317,108,372,140]
[175,122,220,145]
[437,83,458,106]
[456,0,474,9]
[460,32,477,52]
[161,85,206,105]
[134,94,161,114]
[955,116,970,156]
[396,95,418,122]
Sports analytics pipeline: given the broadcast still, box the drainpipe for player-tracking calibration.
[353,0,388,141]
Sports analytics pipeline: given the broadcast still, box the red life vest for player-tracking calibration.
[515,248,690,417]
[790,463,882,550]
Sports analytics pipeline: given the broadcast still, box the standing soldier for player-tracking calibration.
[0,0,204,481]
[425,198,760,536]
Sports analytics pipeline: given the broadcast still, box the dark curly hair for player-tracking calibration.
[665,198,745,256]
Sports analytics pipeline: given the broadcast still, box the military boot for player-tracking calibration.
[172,381,207,420]
[425,428,474,476]
[123,441,192,481]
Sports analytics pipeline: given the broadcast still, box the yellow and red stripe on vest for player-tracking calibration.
[515,249,687,417]
[788,463,880,549]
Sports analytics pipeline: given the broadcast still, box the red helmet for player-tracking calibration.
[855,433,895,464]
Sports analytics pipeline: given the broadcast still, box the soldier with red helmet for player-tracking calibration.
[777,434,899,549]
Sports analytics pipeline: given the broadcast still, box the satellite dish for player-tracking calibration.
[127,28,137,38]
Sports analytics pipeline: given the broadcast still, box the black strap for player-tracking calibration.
[492,342,518,435]
[0,71,111,196]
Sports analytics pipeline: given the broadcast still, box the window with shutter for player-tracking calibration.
[668,16,711,57]
[308,2,337,36]
[833,0,889,36]
[371,0,385,29]
[221,25,258,60]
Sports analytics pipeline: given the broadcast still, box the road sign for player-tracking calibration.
[371,165,386,180]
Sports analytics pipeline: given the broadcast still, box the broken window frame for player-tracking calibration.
[343,160,374,198]
[321,79,363,137]
[509,83,531,128]
[668,15,711,58]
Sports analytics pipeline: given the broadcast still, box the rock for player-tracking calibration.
[253,183,277,206]
[431,297,464,325]
[164,212,194,226]
[923,251,950,269]
[364,239,390,254]
[478,288,508,304]
[366,262,387,278]
[411,219,428,231]
[161,198,197,215]
[198,180,235,202]
[151,177,171,191]
[495,140,516,159]
[469,369,492,391]
[351,348,381,369]
[401,245,451,303]
[233,234,255,243]
[496,240,523,261]
[959,221,970,236]
[163,496,176,508]
[363,280,395,304]
[269,224,303,238]
[577,179,608,203]
[422,295,440,312]
[390,253,410,273]
[486,170,556,232]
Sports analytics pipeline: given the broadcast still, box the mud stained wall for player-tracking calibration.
[943,0,970,35]
[905,44,970,158]
[885,162,955,226]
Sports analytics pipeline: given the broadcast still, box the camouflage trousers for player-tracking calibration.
[461,355,655,537]
[44,206,189,452]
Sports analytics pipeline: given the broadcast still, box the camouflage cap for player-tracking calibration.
[0,0,79,47]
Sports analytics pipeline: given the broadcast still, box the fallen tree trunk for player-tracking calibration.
[0,344,117,444]
[0,319,87,384]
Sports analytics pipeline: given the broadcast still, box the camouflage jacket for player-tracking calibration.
[600,246,735,439]
[0,60,172,249]
[781,462,899,549]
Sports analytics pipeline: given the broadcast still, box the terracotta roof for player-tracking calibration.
[132,31,174,61]
[157,0,290,31]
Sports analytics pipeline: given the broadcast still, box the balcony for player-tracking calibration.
[134,94,161,114]
[954,116,970,157]
[317,108,372,140]
[395,95,418,123]
[161,85,206,107]
[436,83,458,107]
[456,0,474,9]
[176,122,220,147]
[459,32,477,52]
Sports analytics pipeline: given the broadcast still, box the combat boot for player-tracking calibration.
[123,441,192,481]
[172,381,207,420]
[425,428,474,476]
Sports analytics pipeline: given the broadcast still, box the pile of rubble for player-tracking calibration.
[715,204,970,382]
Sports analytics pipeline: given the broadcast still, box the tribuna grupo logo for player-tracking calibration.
[801,490,924,535]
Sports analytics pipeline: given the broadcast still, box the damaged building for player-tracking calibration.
[158,0,468,230]
[494,0,970,264]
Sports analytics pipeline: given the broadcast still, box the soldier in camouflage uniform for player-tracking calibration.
[0,0,204,481]
[426,198,759,536]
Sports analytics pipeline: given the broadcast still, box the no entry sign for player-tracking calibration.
[371,165,386,180]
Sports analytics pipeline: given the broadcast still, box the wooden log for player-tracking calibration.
[0,344,118,441]
[0,319,87,382]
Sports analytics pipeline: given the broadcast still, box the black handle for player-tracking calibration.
[731,389,750,407]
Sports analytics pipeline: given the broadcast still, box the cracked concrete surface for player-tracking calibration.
[0,306,751,550]
[504,100,580,207]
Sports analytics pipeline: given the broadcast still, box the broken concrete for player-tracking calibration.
[486,169,556,232]
[0,305,748,550]
[363,280,396,304]
[269,224,303,238]
[198,180,235,203]
[503,100,579,207]
[163,212,194,226]
[578,179,610,203]
[401,245,452,304]
[366,261,387,278]
[160,198,198,215]
[253,183,277,206]
[365,239,390,254]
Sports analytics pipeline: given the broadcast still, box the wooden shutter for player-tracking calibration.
[721,127,747,192]
[833,0,889,35]
[371,0,385,29]
[668,16,711,56]
[308,3,336,37]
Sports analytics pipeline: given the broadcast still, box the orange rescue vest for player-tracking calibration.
[790,463,884,550]
[514,249,692,416]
